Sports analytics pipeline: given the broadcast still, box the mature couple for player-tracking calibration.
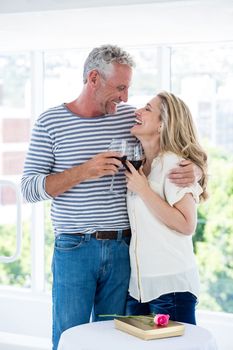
[21,44,208,350]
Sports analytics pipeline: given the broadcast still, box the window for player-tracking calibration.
[44,50,89,110]
[171,44,233,313]
[0,53,31,288]
[127,47,159,106]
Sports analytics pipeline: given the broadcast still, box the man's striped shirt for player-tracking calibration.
[21,103,136,236]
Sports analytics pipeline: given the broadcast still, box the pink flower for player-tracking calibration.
[154,314,170,326]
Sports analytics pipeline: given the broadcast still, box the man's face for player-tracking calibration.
[95,62,133,115]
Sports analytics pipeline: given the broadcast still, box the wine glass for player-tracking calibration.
[126,143,144,196]
[127,143,144,171]
[107,138,128,195]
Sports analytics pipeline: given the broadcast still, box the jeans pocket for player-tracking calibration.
[55,234,85,251]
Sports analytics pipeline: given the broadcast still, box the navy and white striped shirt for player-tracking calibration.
[21,103,136,236]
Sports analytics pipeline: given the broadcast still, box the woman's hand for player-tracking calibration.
[125,161,150,195]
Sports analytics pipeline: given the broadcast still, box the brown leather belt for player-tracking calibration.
[73,229,131,240]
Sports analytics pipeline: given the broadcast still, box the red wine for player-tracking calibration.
[124,159,143,172]
[114,155,127,165]
[121,155,127,165]
[129,160,143,170]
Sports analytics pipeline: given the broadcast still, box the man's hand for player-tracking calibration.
[45,151,122,198]
[168,159,202,187]
[80,151,122,181]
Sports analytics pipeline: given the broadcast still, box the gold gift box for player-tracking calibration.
[115,316,185,340]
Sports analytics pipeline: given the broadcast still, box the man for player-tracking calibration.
[21,44,199,350]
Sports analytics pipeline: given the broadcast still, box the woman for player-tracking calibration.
[125,91,208,325]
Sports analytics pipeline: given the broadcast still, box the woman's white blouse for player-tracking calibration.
[127,152,203,303]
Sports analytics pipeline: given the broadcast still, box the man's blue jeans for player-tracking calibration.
[52,233,130,350]
[126,292,197,325]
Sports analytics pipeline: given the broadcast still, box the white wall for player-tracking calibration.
[0,1,233,52]
[0,290,51,349]
[0,290,51,338]
[0,0,183,13]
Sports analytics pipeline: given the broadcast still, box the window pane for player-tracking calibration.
[171,44,233,313]
[128,47,159,107]
[0,53,31,288]
[44,50,89,109]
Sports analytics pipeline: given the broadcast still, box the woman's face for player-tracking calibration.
[131,96,162,140]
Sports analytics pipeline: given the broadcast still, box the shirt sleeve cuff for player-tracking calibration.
[38,174,53,200]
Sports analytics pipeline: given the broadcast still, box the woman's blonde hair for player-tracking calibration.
[157,91,208,201]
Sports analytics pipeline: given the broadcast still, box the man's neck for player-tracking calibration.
[65,90,103,118]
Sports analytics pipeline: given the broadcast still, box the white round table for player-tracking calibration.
[58,320,218,350]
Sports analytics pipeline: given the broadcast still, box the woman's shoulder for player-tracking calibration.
[163,152,182,163]
[152,152,182,171]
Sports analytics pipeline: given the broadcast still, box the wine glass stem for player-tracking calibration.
[109,175,115,192]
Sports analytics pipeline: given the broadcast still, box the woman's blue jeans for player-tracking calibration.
[126,292,198,325]
[52,233,130,350]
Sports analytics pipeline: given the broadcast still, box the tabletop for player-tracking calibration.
[58,320,218,350]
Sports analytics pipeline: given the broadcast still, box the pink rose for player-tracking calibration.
[154,314,170,326]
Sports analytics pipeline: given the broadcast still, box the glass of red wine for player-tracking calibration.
[107,138,128,195]
[127,143,144,171]
[126,143,144,196]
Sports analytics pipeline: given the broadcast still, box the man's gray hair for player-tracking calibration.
[83,44,136,83]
